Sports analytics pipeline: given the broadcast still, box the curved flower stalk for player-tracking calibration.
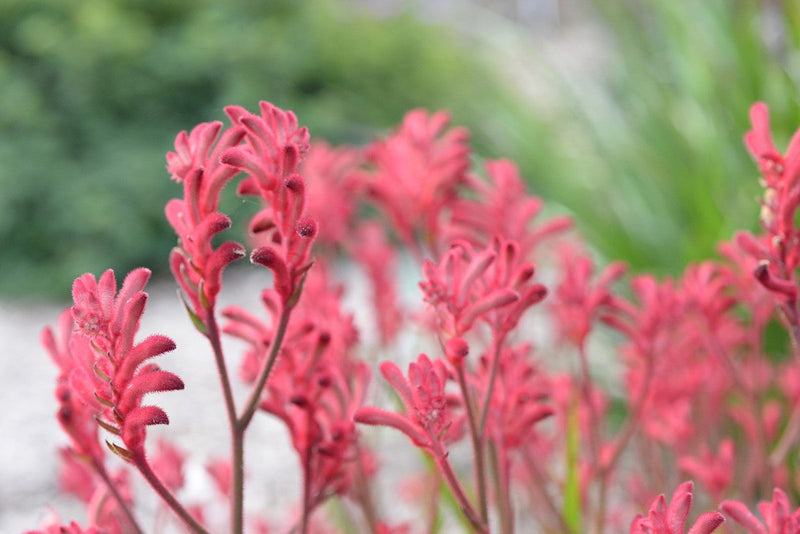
[354,354,486,532]
[68,269,183,461]
[361,108,470,253]
[736,102,800,351]
[629,481,724,534]
[721,488,800,533]
[166,120,248,325]
[221,101,317,307]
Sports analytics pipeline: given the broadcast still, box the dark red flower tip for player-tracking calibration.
[445,337,469,366]
[296,217,318,238]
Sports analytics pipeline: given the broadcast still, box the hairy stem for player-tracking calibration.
[204,312,243,533]
[455,361,488,524]
[521,449,573,534]
[488,439,513,534]
[92,458,144,534]
[134,453,210,534]
[237,304,293,430]
[435,450,488,534]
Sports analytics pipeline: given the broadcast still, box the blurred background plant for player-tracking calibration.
[1,0,799,297]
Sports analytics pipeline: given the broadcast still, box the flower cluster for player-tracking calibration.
[30,100,800,534]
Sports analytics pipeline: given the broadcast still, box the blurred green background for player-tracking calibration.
[1,0,799,298]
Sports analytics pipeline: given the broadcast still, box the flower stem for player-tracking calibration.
[455,361,488,524]
[134,453,210,534]
[237,304,293,430]
[435,451,488,533]
[204,312,244,533]
[92,458,144,534]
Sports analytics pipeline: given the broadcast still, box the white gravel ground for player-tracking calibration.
[0,266,429,533]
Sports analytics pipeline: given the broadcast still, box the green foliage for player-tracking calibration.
[0,0,506,297]
[513,0,800,274]
[5,0,800,296]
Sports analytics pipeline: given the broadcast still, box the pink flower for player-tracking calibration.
[151,439,186,492]
[419,237,546,337]
[299,141,362,249]
[678,439,735,502]
[737,102,800,314]
[551,244,626,349]
[351,222,403,345]
[443,158,571,254]
[42,310,104,465]
[721,488,800,534]
[221,102,318,306]
[165,120,247,321]
[67,269,184,459]
[362,109,470,250]
[355,354,456,458]
[630,481,724,534]
[475,343,553,449]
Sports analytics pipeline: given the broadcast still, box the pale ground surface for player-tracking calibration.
[0,267,428,533]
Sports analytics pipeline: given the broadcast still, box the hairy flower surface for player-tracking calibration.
[630,481,724,534]
[363,108,470,249]
[166,120,247,321]
[721,488,800,534]
[65,269,184,459]
[355,354,456,457]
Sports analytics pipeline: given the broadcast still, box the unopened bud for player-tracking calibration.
[445,337,469,367]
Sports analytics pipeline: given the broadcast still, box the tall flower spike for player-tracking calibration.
[166,119,247,323]
[738,102,800,315]
[362,108,470,250]
[630,481,724,534]
[67,269,183,460]
[221,101,318,307]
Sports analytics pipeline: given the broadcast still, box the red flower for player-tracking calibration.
[419,237,546,337]
[165,120,247,321]
[355,354,455,458]
[630,481,724,534]
[67,269,184,459]
[362,109,470,249]
[221,102,318,306]
[721,488,800,534]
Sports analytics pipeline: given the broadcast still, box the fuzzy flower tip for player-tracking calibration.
[67,269,183,459]
[721,488,800,534]
[354,354,452,458]
[630,481,724,534]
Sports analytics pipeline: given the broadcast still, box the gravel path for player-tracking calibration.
[1,268,424,533]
